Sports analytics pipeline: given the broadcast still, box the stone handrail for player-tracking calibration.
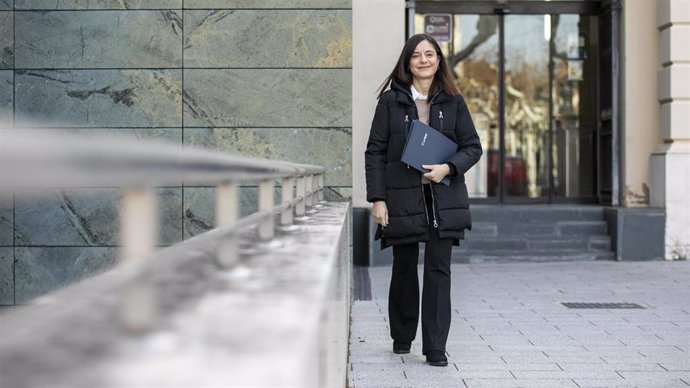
[0,127,350,387]
[0,128,326,328]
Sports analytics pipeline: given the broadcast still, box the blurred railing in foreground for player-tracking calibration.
[0,128,351,388]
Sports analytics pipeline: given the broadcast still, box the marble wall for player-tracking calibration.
[0,1,352,304]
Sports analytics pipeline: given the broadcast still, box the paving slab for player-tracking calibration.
[463,378,579,387]
[574,378,690,387]
[511,370,622,379]
[454,362,562,371]
[556,362,667,372]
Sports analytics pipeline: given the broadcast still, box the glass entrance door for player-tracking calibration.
[551,14,599,201]
[414,3,599,203]
[503,14,550,199]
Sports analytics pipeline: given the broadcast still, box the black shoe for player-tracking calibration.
[393,341,411,354]
[425,350,448,367]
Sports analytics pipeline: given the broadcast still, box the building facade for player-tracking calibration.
[352,0,689,263]
[0,0,688,305]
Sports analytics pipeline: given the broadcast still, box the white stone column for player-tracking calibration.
[622,0,660,206]
[650,0,690,260]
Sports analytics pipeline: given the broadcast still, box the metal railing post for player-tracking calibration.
[258,180,274,239]
[318,174,324,202]
[216,182,239,267]
[119,186,158,333]
[296,176,306,217]
[305,175,314,208]
[281,177,295,225]
[311,174,319,206]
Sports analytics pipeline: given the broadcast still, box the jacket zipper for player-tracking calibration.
[412,91,440,229]
[429,185,439,229]
[405,114,410,170]
[421,186,430,225]
[421,185,439,229]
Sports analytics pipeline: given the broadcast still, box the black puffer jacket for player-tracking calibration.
[365,79,483,247]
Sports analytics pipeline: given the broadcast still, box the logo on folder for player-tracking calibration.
[401,120,457,186]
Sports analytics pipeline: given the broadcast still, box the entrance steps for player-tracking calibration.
[455,205,615,263]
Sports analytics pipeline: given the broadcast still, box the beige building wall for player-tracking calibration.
[651,0,690,259]
[622,0,660,207]
[352,0,405,208]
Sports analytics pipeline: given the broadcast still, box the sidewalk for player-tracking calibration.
[348,261,690,388]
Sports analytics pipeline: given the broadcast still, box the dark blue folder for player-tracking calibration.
[401,120,457,186]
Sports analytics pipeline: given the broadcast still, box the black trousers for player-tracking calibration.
[388,184,453,355]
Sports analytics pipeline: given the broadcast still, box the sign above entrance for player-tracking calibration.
[424,14,453,42]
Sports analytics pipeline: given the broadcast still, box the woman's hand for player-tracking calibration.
[372,201,388,227]
[422,164,450,184]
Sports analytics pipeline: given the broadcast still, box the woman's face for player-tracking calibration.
[409,40,439,82]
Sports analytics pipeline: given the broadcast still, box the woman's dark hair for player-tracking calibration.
[377,33,460,99]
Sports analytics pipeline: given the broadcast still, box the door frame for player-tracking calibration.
[409,1,609,205]
[413,1,600,15]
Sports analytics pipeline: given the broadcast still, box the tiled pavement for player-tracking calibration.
[348,261,690,387]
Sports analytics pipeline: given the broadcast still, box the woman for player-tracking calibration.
[365,34,482,367]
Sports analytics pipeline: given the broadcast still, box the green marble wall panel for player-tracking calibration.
[183,186,282,239]
[160,188,183,245]
[15,69,182,127]
[3,1,352,304]
[324,187,351,202]
[15,0,181,9]
[0,70,11,123]
[14,246,117,303]
[0,247,12,304]
[184,10,351,68]
[0,192,12,246]
[14,188,182,246]
[184,127,351,186]
[15,11,182,69]
[58,127,182,146]
[183,69,350,127]
[184,0,351,8]
[0,12,13,68]
[183,186,215,238]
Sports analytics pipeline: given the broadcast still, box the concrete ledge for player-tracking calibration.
[603,207,665,261]
[0,202,351,388]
